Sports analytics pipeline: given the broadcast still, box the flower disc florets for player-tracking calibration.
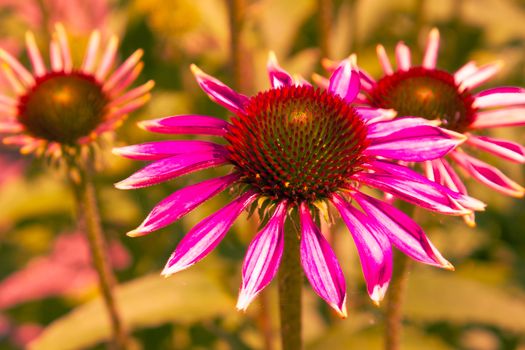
[17,72,108,144]
[369,67,476,132]
[225,85,368,202]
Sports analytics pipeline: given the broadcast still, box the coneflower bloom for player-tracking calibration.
[115,54,484,317]
[351,28,525,225]
[0,23,153,157]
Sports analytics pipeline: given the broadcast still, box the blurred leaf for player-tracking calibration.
[308,321,453,350]
[406,268,525,332]
[29,269,235,350]
[0,177,72,226]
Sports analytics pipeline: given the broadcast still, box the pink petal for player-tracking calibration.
[267,52,293,88]
[25,32,46,77]
[422,28,440,69]
[450,151,525,197]
[474,87,525,109]
[328,58,360,103]
[129,173,240,236]
[138,115,230,136]
[367,117,435,139]
[454,61,478,84]
[191,64,249,114]
[355,107,396,124]
[162,191,257,276]
[359,70,376,92]
[81,30,101,73]
[358,160,486,214]
[299,203,347,317]
[104,49,144,91]
[466,135,525,163]
[114,150,229,189]
[470,107,525,129]
[331,193,392,303]
[366,124,465,161]
[376,45,393,75]
[458,61,502,91]
[95,35,118,81]
[236,201,287,311]
[0,48,34,86]
[395,42,411,71]
[353,192,453,269]
[113,140,226,161]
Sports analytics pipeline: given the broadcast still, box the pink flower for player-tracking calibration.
[0,24,153,158]
[115,53,484,317]
[352,28,525,225]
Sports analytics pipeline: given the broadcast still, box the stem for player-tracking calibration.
[278,214,302,350]
[384,251,412,350]
[317,0,332,59]
[227,0,247,91]
[68,157,127,350]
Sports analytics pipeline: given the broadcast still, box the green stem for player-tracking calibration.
[278,214,302,350]
[68,158,127,350]
[384,251,412,350]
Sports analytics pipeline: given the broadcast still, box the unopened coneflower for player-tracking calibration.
[115,53,483,349]
[0,24,153,349]
[347,28,525,225]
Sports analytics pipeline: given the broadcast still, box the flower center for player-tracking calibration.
[17,72,109,144]
[368,67,476,132]
[225,85,368,202]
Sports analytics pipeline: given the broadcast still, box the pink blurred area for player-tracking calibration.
[0,232,131,309]
[0,0,109,35]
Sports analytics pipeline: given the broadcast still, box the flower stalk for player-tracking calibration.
[278,211,303,350]
[384,251,412,350]
[68,154,127,350]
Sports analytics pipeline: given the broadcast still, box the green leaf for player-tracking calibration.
[405,267,525,332]
[29,269,235,350]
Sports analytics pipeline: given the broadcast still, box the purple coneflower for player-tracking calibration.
[115,53,484,317]
[350,28,525,225]
[0,23,153,157]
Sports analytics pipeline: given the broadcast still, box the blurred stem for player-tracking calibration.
[278,212,302,350]
[317,0,332,59]
[68,156,127,350]
[384,249,412,350]
[227,0,247,91]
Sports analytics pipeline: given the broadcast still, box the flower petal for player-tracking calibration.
[474,87,525,109]
[267,52,293,88]
[236,201,287,311]
[328,57,360,103]
[422,28,440,69]
[299,203,347,317]
[470,107,525,129]
[331,194,392,304]
[191,64,249,114]
[458,61,502,91]
[454,61,477,84]
[466,135,525,163]
[114,150,229,189]
[355,107,396,124]
[450,151,525,197]
[366,124,465,161]
[376,45,393,75]
[395,42,411,71]
[129,173,240,237]
[162,191,257,276]
[113,140,226,161]
[353,192,453,269]
[367,117,435,139]
[138,115,230,136]
[358,160,486,214]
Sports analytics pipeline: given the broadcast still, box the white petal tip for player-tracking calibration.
[371,284,388,305]
[190,64,203,76]
[332,304,348,319]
